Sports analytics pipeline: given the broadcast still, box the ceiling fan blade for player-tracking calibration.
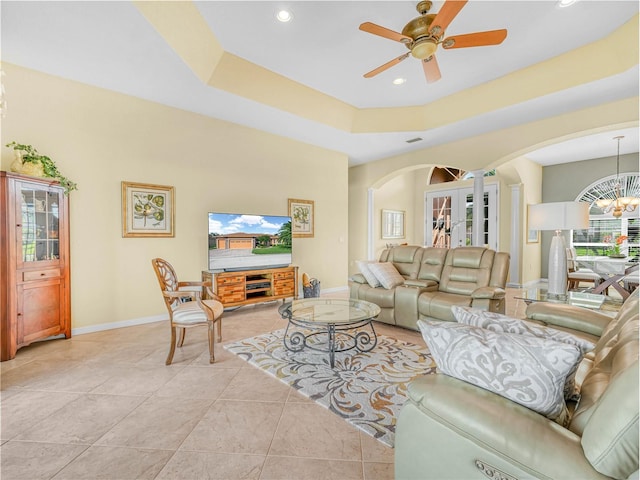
[364,53,410,78]
[429,0,468,35]
[442,29,508,49]
[422,56,441,83]
[359,22,412,44]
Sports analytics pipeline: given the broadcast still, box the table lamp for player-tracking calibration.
[528,202,590,298]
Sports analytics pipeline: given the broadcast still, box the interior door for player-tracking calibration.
[425,184,498,249]
[425,191,461,248]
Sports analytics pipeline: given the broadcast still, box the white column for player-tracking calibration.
[472,170,484,246]
[367,188,374,260]
[508,183,522,287]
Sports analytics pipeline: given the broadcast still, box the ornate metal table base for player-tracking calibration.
[278,299,380,368]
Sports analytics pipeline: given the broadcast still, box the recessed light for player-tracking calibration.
[276,10,293,22]
[557,0,578,8]
[392,77,406,85]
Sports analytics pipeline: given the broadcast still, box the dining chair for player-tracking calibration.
[151,258,223,365]
[566,247,603,291]
[623,270,639,293]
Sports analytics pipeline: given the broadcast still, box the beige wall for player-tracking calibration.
[1,63,349,331]
[3,62,637,331]
[496,157,544,285]
[371,171,416,259]
[348,98,639,284]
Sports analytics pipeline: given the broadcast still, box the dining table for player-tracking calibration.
[576,255,639,300]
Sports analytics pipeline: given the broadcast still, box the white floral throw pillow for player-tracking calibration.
[418,320,582,423]
[451,306,595,400]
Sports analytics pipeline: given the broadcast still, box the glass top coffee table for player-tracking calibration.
[278,298,381,368]
[515,288,623,315]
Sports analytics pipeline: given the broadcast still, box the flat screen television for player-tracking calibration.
[208,212,292,271]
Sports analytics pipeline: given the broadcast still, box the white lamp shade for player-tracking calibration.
[528,202,590,231]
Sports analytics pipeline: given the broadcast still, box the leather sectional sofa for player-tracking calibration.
[395,289,639,480]
[349,245,510,330]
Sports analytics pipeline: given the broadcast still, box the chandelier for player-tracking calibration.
[595,136,640,218]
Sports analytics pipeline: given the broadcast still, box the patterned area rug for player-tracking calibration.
[223,328,435,447]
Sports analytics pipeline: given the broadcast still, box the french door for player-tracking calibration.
[425,184,498,250]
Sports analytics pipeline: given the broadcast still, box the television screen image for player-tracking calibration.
[208,213,292,271]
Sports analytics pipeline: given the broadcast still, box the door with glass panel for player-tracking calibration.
[425,184,498,249]
[426,191,461,248]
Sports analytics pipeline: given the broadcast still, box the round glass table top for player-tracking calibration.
[282,298,381,325]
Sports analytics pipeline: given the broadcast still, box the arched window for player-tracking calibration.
[573,173,639,258]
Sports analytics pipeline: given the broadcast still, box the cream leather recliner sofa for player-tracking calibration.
[349,245,510,330]
[395,289,639,480]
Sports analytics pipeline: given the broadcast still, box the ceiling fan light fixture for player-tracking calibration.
[411,39,437,59]
[392,77,406,85]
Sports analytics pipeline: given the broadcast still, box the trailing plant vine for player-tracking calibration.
[6,142,77,194]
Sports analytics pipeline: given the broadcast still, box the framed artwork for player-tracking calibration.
[288,198,314,238]
[382,209,405,239]
[526,205,539,244]
[122,181,174,237]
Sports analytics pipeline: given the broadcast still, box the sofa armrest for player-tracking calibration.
[395,374,608,480]
[525,302,611,337]
[471,286,505,300]
[349,273,368,284]
[394,284,436,330]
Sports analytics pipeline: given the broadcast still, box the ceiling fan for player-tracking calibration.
[359,0,507,83]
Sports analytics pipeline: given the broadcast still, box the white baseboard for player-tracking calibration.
[297,285,348,298]
[72,285,350,336]
[72,314,166,336]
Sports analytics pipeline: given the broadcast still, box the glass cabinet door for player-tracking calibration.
[19,183,62,264]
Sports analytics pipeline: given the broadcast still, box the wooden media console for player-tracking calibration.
[202,266,298,308]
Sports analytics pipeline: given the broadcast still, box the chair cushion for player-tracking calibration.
[172,300,223,325]
[581,363,639,479]
[438,247,494,295]
[452,306,595,399]
[361,285,396,308]
[379,245,423,279]
[417,320,582,423]
[368,262,405,290]
[568,271,601,281]
[576,290,639,478]
[417,247,448,282]
[418,291,472,322]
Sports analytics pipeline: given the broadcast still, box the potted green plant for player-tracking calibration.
[6,142,77,194]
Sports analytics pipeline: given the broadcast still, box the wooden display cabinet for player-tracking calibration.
[202,266,298,308]
[0,171,71,361]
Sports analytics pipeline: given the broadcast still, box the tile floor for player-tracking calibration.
[1,288,530,480]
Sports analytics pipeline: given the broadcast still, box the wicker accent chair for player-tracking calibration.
[151,258,223,365]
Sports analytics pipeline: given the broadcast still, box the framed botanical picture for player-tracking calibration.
[122,181,175,237]
[382,209,405,239]
[288,198,314,238]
